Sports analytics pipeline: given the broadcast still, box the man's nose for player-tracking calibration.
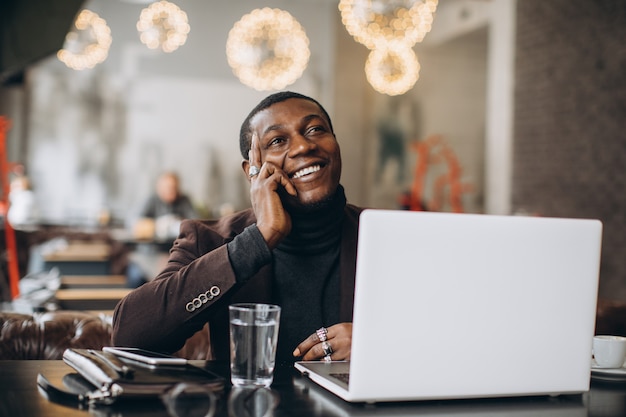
[289,134,316,155]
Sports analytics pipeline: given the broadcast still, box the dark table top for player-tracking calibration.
[2,359,626,417]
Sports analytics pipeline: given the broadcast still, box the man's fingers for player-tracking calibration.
[293,324,352,361]
[279,175,297,196]
[260,163,296,195]
[249,132,261,168]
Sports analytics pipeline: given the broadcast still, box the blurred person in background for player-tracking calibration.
[127,171,199,287]
[7,175,39,227]
[133,171,198,240]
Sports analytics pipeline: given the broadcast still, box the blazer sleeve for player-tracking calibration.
[111,219,240,354]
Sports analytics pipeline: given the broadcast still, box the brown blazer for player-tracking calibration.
[112,204,363,360]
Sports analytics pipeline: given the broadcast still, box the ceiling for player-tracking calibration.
[0,0,86,84]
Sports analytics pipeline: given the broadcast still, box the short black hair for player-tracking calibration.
[239,91,334,160]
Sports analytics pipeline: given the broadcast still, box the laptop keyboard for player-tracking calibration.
[330,373,350,385]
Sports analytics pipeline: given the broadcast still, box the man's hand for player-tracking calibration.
[292,323,352,361]
[247,133,297,249]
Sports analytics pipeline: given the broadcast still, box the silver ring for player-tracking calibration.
[323,354,332,363]
[316,327,328,342]
[322,341,333,356]
[248,165,260,178]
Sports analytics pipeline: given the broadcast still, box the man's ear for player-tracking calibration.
[241,159,251,182]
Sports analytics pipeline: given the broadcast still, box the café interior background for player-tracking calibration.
[0,0,625,300]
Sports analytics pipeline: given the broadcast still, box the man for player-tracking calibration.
[127,172,199,287]
[134,171,198,240]
[112,92,362,363]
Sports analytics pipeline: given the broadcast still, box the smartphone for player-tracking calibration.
[103,347,188,366]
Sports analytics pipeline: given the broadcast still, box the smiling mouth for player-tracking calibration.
[292,165,321,179]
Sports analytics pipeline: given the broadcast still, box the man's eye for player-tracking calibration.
[307,126,325,135]
[269,137,285,146]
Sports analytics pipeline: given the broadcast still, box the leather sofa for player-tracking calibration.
[0,310,211,360]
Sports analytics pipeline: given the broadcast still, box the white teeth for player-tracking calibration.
[293,165,321,179]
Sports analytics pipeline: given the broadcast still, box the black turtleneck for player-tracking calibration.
[273,186,345,362]
[226,186,346,363]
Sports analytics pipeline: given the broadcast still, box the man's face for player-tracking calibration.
[157,176,178,204]
[249,98,342,208]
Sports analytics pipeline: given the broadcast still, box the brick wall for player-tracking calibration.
[513,1,626,300]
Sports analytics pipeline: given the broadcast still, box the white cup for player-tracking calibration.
[593,335,626,368]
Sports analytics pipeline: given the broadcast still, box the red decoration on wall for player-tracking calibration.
[0,116,20,299]
[406,134,473,213]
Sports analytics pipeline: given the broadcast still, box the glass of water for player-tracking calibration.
[229,303,281,387]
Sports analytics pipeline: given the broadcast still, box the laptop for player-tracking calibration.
[292,374,587,417]
[295,209,603,403]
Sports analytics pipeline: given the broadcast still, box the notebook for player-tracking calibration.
[295,209,603,403]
